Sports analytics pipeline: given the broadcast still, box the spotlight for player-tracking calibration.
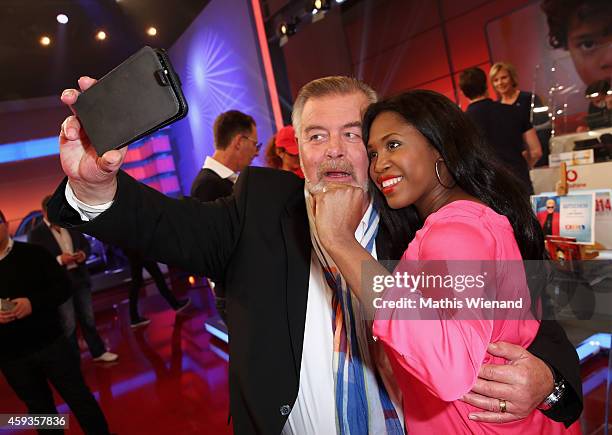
[309,0,331,14]
[96,30,107,41]
[40,36,51,46]
[147,26,157,36]
[278,20,297,37]
[56,14,68,24]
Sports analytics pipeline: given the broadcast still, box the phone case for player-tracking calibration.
[73,46,188,156]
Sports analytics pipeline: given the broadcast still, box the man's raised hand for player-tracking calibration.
[59,76,127,205]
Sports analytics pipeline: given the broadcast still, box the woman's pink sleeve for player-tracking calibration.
[372,220,497,401]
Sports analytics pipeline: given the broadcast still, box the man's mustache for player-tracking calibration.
[316,159,354,179]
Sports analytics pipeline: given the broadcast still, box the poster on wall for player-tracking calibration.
[486,2,612,134]
[592,189,612,248]
[531,192,596,244]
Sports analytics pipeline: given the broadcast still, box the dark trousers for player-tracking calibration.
[58,272,106,359]
[0,336,110,435]
[128,258,179,320]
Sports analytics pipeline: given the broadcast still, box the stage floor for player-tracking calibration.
[0,279,231,435]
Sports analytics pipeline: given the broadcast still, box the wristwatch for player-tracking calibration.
[538,375,567,411]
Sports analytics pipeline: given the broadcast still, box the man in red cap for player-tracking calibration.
[275,125,304,178]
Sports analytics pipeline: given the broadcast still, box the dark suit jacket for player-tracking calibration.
[190,167,234,202]
[190,166,235,320]
[48,168,582,434]
[28,222,91,286]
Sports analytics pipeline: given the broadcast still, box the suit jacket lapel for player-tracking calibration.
[43,224,62,256]
[280,191,311,375]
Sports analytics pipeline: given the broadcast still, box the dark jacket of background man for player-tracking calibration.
[191,167,234,202]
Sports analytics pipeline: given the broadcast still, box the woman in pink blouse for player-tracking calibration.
[312,90,580,434]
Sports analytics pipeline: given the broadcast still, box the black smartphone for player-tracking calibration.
[73,46,188,156]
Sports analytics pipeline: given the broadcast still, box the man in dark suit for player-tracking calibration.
[190,110,260,202]
[28,196,118,363]
[50,76,581,434]
[190,110,260,321]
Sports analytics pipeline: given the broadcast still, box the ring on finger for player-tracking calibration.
[499,399,507,413]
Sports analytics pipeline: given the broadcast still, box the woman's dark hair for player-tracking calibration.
[362,90,545,261]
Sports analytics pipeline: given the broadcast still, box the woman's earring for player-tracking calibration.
[434,158,456,189]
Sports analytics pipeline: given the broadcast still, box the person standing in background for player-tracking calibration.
[28,196,118,363]
[274,126,304,178]
[0,208,111,435]
[125,248,191,328]
[460,67,542,195]
[190,110,260,202]
[264,133,283,169]
[490,62,550,166]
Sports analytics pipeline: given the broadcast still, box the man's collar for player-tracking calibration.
[203,156,237,182]
[469,97,492,105]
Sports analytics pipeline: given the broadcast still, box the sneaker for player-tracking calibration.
[174,298,191,314]
[130,317,151,328]
[93,351,119,363]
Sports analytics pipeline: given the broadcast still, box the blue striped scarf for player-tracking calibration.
[307,196,404,435]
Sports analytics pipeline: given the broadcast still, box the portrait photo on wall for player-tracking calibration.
[531,192,596,243]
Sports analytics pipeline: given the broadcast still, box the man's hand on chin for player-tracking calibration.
[461,342,554,423]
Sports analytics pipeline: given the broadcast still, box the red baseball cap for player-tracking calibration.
[275,125,299,155]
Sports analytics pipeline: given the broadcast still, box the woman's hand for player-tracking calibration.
[312,184,366,253]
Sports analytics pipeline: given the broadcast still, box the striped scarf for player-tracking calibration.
[306,193,404,435]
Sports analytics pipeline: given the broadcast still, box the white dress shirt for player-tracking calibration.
[282,202,402,435]
[203,156,238,183]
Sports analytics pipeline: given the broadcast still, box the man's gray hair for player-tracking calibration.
[291,76,378,135]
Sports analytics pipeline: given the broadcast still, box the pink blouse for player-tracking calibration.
[372,201,580,434]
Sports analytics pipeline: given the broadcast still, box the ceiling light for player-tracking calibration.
[278,20,297,37]
[147,27,157,36]
[278,17,299,40]
[40,36,51,46]
[96,31,107,41]
[56,14,68,24]
[309,0,330,14]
